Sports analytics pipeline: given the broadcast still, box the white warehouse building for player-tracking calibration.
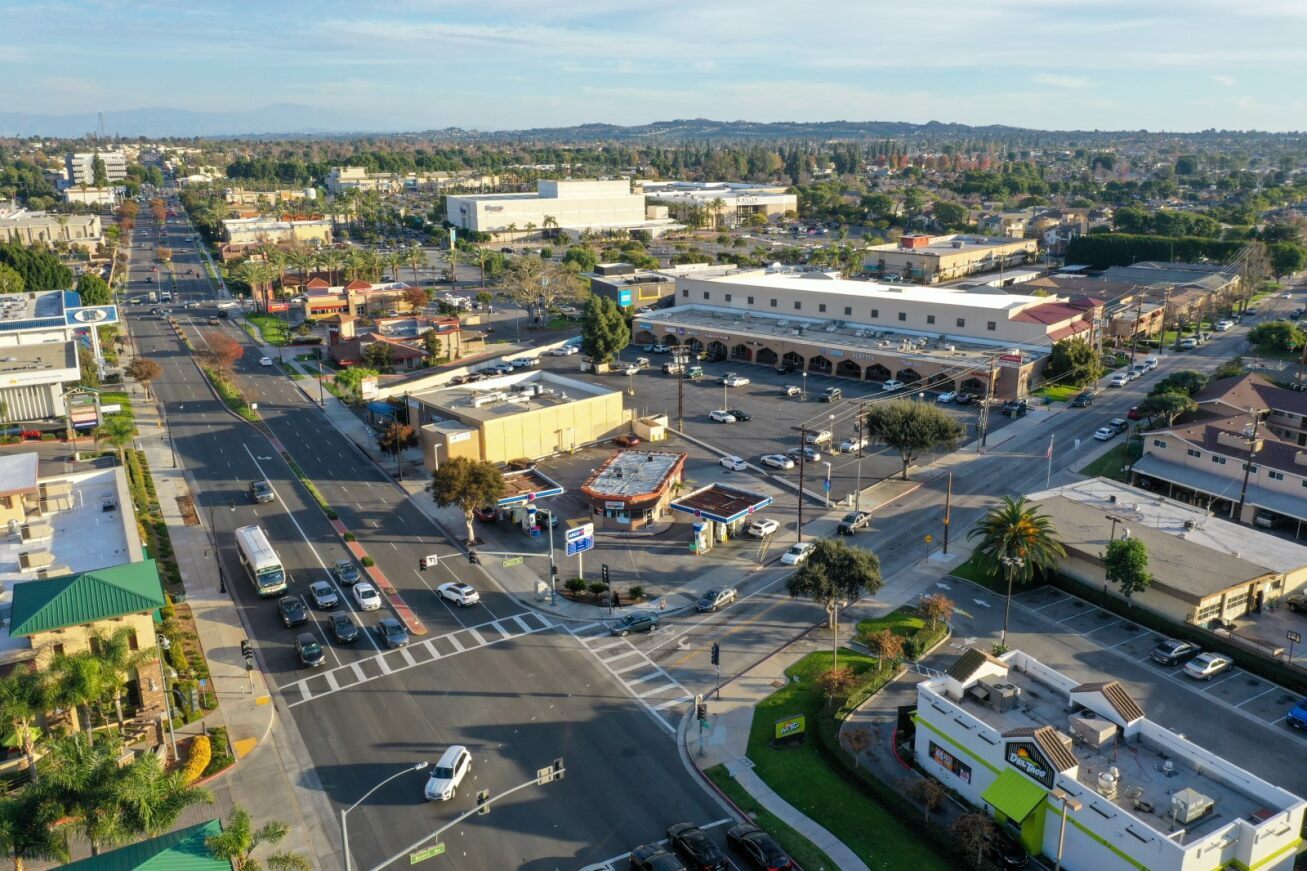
[445,180,677,240]
[914,648,1304,871]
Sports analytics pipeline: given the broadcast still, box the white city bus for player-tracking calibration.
[234,524,287,597]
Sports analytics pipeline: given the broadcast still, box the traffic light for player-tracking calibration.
[550,564,560,580]
[240,639,253,659]
[468,550,479,565]
[418,558,427,572]
[476,789,490,815]
[601,563,610,585]
[710,643,720,667]
[552,758,564,782]
[697,701,708,722]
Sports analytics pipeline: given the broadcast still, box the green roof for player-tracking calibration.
[60,819,229,871]
[9,560,165,636]
[981,768,1047,822]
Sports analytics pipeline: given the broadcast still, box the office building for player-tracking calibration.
[914,649,1304,871]
[865,234,1038,284]
[640,181,797,227]
[221,216,333,247]
[0,210,103,253]
[64,151,127,187]
[445,180,676,240]
[62,187,118,208]
[587,263,677,311]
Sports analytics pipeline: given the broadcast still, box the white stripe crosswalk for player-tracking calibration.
[280,611,554,707]
[567,622,693,734]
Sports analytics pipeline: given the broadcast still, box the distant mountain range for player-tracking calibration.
[0,109,1290,141]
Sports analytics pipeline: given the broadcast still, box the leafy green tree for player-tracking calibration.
[931,201,968,229]
[91,155,108,187]
[1269,242,1307,277]
[786,539,882,668]
[1213,356,1246,380]
[333,367,378,403]
[1260,224,1302,245]
[1248,320,1305,353]
[562,245,599,272]
[362,341,394,372]
[579,295,629,365]
[75,273,112,306]
[1151,370,1208,397]
[205,806,309,871]
[1136,392,1197,426]
[1044,338,1101,387]
[967,496,1066,644]
[1174,155,1198,176]
[863,400,964,480]
[97,415,136,466]
[0,789,69,871]
[1105,537,1152,603]
[0,264,23,295]
[431,456,506,545]
[0,667,47,785]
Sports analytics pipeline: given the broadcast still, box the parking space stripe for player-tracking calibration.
[1236,687,1279,708]
[282,612,553,707]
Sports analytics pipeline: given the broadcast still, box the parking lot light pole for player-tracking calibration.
[822,461,832,508]
[342,761,429,871]
[1049,787,1083,871]
[854,403,867,510]
[998,556,1024,647]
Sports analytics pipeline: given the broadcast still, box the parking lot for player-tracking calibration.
[1012,586,1306,731]
[539,345,1014,505]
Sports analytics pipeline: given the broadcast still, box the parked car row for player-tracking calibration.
[1149,638,1234,679]
[629,821,795,870]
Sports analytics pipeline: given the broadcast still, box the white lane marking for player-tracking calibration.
[1235,687,1279,708]
[567,627,694,735]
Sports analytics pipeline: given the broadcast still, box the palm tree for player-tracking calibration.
[93,628,154,728]
[405,244,425,285]
[708,197,726,229]
[542,214,559,240]
[205,806,309,871]
[39,733,126,855]
[967,496,1066,647]
[504,222,519,241]
[524,221,537,239]
[96,415,136,466]
[286,248,315,291]
[0,668,47,784]
[46,650,105,736]
[343,249,368,283]
[0,790,69,871]
[319,249,345,287]
[387,250,407,284]
[786,539,883,667]
[114,751,213,839]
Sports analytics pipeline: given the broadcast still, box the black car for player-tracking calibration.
[726,824,794,870]
[629,842,687,871]
[295,633,325,668]
[1001,399,1029,417]
[837,511,872,535]
[1150,638,1201,666]
[726,408,752,422]
[1285,593,1307,614]
[328,611,359,643]
[775,363,796,374]
[376,617,409,649]
[332,559,361,586]
[278,596,308,628]
[610,612,659,636]
[667,822,728,871]
[1071,391,1095,408]
[990,830,1029,868]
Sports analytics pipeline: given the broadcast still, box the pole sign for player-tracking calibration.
[565,522,594,556]
[774,714,805,743]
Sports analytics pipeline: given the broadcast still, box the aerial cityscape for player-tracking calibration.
[0,4,1306,871]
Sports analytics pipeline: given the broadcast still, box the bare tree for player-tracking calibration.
[918,594,955,631]
[906,776,947,823]
[842,724,874,769]
[952,812,995,870]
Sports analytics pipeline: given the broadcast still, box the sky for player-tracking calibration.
[2,0,1306,132]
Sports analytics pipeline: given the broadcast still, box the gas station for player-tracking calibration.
[496,467,565,539]
[669,483,773,555]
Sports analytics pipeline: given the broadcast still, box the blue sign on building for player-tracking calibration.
[618,289,633,307]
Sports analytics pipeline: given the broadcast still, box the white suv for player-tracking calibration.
[438,582,480,607]
[424,746,471,801]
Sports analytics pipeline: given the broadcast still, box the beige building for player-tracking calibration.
[65,151,127,186]
[865,234,1038,283]
[407,370,625,468]
[221,216,332,246]
[640,181,797,227]
[62,187,118,208]
[446,179,676,240]
[223,187,316,206]
[1028,479,1307,626]
[0,211,103,251]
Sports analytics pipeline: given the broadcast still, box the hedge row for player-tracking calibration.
[180,735,211,784]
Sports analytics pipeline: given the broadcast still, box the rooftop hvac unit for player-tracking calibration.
[1171,788,1213,824]
[979,679,1020,712]
[1184,519,1197,531]
[1108,494,1117,503]
[1096,770,1119,800]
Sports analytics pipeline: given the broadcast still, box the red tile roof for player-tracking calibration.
[345,279,372,291]
[1012,301,1089,325]
[306,277,330,289]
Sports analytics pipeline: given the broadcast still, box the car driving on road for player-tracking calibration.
[376,617,409,648]
[719,455,748,471]
[709,409,737,423]
[332,559,361,586]
[278,596,308,628]
[837,511,872,535]
[696,587,738,612]
[424,745,471,801]
[780,542,815,566]
[328,611,359,643]
[295,633,325,668]
[352,582,381,611]
[610,612,659,636]
[308,579,340,609]
[760,453,794,470]
[438,582,481,607]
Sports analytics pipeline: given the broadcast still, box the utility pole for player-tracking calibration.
[796,426,807,543]
[854,402,866,511]
[1234,409,1263,524]
[942,472,953,555]
[1128,293,1145,365]
[977,357,998,451]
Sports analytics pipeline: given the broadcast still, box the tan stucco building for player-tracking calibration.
[865,234,1038,283]
[408,370,626,468]
[221,216,333,246]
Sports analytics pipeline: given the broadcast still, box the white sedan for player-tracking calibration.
[259,356,274,367]
[438,582,480,607]
[1092,426,1118,442]
[709,409,737,423]
[780,542,816,565]
[760,454,795,470]
[936,391,957,403]
[352,582,381,611]
[723,375,751,387]
[549,345,580,356]
[719,455,748,471]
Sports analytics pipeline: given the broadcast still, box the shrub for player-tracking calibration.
[628,585,645,601]
[564,578,587,595]
[343,532,356,542]
[203,727,234,776]
[587,580,609,597]
[180,735,211,784]
[168,642,191,676]
[361,556,375,567]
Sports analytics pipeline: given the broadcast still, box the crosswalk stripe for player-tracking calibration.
[399,647,418,666]
[447,634,465,651]
[626,670,665,687]
[325,671,340,691]
[653,694,692,711]
[612,660,649,675]
[637,681,678,699]
[491,621,514,639]
[512,615,533,633]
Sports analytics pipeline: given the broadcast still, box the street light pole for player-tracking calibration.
[999,556,1023,647]
[342,762,430,871]
[1234,409,1263,524]
[1050,787,1083,871]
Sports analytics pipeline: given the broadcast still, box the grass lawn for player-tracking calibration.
[546,316,571,330]
[1080,440,1141,481]
[1032,384,1080,403]
[98,390,134,423]
[947,553,1004,593]
[245,314,290,346]
[855,607,927,639]
[703,765,839,871]
[748,650,951,871]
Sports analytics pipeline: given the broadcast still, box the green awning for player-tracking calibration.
[982,769,1046,822]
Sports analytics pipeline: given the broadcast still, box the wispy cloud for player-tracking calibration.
[1210,74,1236,87]
[1033,74,1093,89]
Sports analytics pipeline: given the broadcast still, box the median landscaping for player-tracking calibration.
[202,366,259,422]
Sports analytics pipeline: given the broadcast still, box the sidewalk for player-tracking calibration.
[121,342,341,868]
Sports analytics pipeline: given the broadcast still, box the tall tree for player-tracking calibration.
[75,273,112,306]
[863,400,964,480]
[1104,537,1152,603]
[96,415,136,466]
[205,806,309,871]
[0,668,47,784]
[786,539,882,667]
[430,457,506,545]
[1150,370,1208,397]
[1136,392,1196,426]
[92,627,154,727]
[39,733,126,854]
[45,651,105,736]
[579,295,630,364]
[952,812,996,870]
[1045,338,1101,387]
[405,244,426,286]
[0,790,69,871]
[126,357,162,400]
[0,264,23,296]
[967,496,1066,647]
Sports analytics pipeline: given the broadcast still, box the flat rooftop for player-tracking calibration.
[697,270,1050,309]
[0,453,37,497]
[936,667,1266,841]
[638,306,1047,363]
[0,290,71,333]
[582,451,685,499]
[412,371,617,423]
[0,466,141,608]
[0,340,77,377]
[671,483,772,524]
[500,467,564,503]
[1030,478,1307,575]
[868,234,1033,256]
